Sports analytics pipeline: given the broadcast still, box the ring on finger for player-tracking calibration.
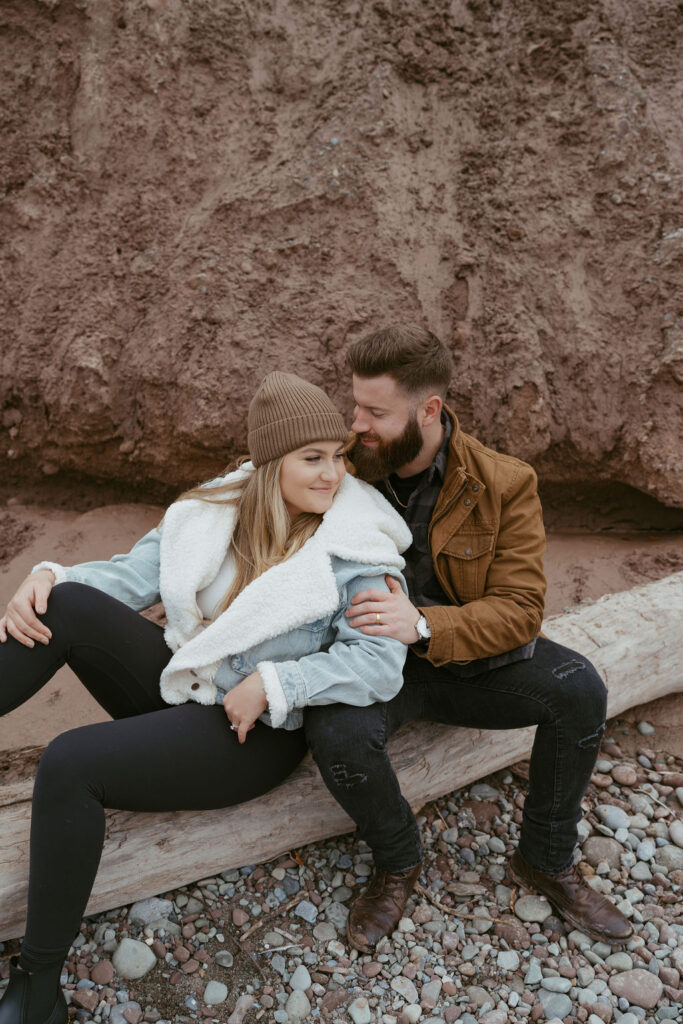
[375,612,381,625]
[230,723,238,731]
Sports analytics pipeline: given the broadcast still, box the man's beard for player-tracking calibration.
[350,414,424,482]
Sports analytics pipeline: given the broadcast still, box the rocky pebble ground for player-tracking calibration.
[1,725,682,1024]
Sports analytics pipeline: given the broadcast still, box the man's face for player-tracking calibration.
[349,373,424,481]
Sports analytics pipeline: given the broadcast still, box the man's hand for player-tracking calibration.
[222,672,268,744]
[0,570,55,647]
[345,575,421,644]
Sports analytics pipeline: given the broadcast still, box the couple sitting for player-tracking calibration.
[0,324,631,1024]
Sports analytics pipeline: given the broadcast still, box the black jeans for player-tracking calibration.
[0,583,307,967]
[305,639,606,875]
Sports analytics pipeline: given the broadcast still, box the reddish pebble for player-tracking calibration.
[531,1002,544,1021]
[174,945,191,963]
[444,1008,461,1024]
[591,773,613,788]
[72,990,98,1012]
[612,764,637,786]
[90,961,114,986]
[232,908,249,926]
[123,1010,143,1024]
[151,939,166,958]
[76,964,90,980]
[442,981,458,996]
[182,959,200,973]
[169,970,182,984]
[182,923,196,938]
[402,962,417,979]
[321,990,349,1014]
[363,962,382,978]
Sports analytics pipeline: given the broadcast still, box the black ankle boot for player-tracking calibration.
[0,957,66,1024]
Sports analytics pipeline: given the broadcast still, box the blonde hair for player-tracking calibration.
[176,457,323,614]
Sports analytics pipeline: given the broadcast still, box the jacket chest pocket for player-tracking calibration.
[294,616,331,655]
[240,615,332,669]
[439,531,495,603]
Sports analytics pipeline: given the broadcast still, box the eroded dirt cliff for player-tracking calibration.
[1,0,682,503]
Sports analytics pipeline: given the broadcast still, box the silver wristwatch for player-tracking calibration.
[415,615,431,641]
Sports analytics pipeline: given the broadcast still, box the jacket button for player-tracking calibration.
[464,497,472,506]
[191,682,200,691]
[472,484,480,492]
[465,547,473,555]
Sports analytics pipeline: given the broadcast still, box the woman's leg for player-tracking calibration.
[21,705,307,969]
[0,582,172,720]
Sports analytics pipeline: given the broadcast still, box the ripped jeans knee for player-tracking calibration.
[578,720,606,750]
[329,762,369,790]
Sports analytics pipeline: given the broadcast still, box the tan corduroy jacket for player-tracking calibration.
[417,407,547,667]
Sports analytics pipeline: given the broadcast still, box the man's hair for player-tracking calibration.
[345,324,453,399]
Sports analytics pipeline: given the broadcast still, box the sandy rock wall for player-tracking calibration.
[1,0,682,502]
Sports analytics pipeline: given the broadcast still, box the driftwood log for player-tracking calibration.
[1,571,681,941]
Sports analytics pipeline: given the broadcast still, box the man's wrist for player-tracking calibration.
[415,614,431,639]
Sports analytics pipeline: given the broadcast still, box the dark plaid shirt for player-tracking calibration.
[378,416,536,672]
[378,416,453,610]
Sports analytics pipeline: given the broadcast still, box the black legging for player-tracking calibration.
[0,582,307,968]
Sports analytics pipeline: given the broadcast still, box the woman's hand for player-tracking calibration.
[223,672,268,744]
[0,570,55,647]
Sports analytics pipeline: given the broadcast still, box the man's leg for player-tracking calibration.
[405,637,608,874]
[305,685,425,951]
[307,637,631,947]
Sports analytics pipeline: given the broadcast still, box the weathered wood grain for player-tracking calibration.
[1,571,681,941]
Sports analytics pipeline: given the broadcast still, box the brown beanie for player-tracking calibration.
[247,371,349,467]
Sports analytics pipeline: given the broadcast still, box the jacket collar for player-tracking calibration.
[431,406,486,527]
[159,467,411,669]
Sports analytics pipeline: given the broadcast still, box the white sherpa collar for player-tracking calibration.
[158,467,411,705]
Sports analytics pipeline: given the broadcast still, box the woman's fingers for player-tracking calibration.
[5,605,51,645]
[4,579,53,643]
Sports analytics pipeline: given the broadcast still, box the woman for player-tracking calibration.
[0,371,412,1024]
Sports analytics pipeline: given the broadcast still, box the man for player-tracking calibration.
[305,324,632,952]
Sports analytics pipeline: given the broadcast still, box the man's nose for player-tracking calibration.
[352,410,369,432]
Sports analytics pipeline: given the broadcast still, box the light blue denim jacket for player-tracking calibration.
[42,474,412,730]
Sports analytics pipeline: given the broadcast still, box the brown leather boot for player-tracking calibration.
[346,862,422,952]
[509,849,633,945]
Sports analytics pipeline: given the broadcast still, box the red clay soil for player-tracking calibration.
[0,0,682,504]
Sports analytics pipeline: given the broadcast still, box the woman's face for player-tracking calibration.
[280,440,346,518]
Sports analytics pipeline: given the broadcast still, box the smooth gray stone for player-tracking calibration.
[537,990,572,1018]
[112,938,156,980]
[128,897,174,926]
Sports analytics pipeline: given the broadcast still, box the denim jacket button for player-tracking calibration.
[464,497,472,506]
[191,682,200,691]
[471,484,480,492]
[465,547,473,556]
